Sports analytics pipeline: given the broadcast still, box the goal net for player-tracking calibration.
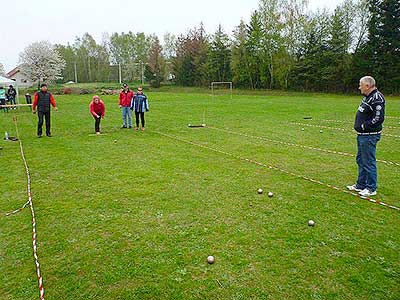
[211,82,233,99]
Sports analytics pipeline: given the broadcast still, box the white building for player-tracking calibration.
[6,66,37,87]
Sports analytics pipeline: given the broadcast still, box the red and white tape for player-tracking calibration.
[208,126,400,168]
[290,122,400,139]
[5,116,45,300]
[154,130,400,212]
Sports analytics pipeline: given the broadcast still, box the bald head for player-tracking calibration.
[359,76,376,96]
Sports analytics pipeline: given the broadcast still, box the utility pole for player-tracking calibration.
[118,62,122,84]
[141,61,144,86]
[74,62,78,83]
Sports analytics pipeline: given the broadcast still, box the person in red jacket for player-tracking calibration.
[89,95,105,135]
[119,83,134,128]
[32,83,58,137]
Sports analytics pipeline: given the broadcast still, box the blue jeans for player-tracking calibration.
[121,106,132,127]
[356,134,381,191]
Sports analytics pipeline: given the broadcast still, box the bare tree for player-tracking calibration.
[19,41,66,86]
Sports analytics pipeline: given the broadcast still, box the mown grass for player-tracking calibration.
[0,89,399,300]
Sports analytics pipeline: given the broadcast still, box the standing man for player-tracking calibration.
[32,83,58,138]
[119,83,134,128]
[7,85,17,109]
[347,76,385,197]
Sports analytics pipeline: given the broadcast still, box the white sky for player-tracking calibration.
[0,0,344,72]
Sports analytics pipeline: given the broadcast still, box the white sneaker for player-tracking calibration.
[346,184,363,192]
[359,188,377,197]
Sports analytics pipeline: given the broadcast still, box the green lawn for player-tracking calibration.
[1,89,399,300]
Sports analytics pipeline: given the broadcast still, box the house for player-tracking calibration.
[6,66,37,87]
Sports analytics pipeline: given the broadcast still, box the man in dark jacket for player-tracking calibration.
[7,85,17,109]
[347,76,385,197]
[32,83,58,137]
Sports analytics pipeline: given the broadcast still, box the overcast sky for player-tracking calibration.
[0,0,344,72]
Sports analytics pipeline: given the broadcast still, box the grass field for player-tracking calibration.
[1,89,399,300]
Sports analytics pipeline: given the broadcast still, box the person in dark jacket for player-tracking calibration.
[89,95,105,135]
[119,83,134,128]
[7,85,17,109]
[32,83,58,137]
[131,86,149,131]
[347,76,385,197]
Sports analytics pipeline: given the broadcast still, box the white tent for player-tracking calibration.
[0,76,20,106]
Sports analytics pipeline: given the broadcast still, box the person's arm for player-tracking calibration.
[130,96,135,110]
[145,96,149,111]
[50,94,58,110]
[119,92,123,107]
[32,93,39,113]
[101,101,105,118]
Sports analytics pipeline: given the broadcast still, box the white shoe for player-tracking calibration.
[346,184,363,192]
[359,188,377,197]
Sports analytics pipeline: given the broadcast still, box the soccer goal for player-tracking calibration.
[211,82,233,99]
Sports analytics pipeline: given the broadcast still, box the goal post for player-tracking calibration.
[211,82,233,99]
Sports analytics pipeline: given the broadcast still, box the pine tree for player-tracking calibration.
[207,25,232,83]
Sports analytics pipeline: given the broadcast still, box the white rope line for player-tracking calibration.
[5,116,45,300]
[154,130,400,212]
[290,122,400,139]
[207,126,400,168]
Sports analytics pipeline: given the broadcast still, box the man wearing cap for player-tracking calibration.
[32,83,58,137]
[347,76,385,197]
[119,83,134,128]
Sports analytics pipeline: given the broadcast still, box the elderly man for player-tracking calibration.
[347,76,385,197]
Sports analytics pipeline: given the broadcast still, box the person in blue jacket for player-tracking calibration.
[131,86,149,131]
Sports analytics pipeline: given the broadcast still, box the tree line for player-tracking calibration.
[19,0,400,93]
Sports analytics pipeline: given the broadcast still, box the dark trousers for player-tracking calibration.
[0,98,7,112]
[38,111,51,136]
[135,112,145,127]
[9,97,16,106]
[94,115,101,132]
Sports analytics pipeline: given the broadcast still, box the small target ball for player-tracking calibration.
[207,255,215,264]
[308,220,315,226]
[114,140,117,143]
[268,192,273,197]
[257,188,263,194]
[301,128,305,131]
[319,130,323,133]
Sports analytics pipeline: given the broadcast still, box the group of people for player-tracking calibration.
[31,76,385,197]
[0,85,17,111]
[32,83,149,137]
[89,83,149,135]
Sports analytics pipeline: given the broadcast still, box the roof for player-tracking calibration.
[6,67,20,77]
[0,76,16,84]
